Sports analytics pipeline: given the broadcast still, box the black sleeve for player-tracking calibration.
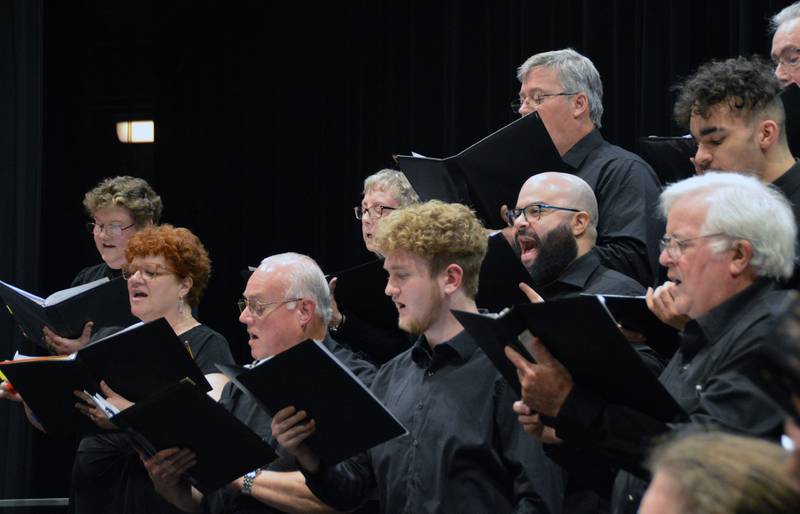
[593,159,663,288]
[302,452,376,512]
[184,326,235,375]
[324,336,377,387]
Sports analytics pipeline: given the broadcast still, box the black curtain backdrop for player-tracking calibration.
[1,0,795,503]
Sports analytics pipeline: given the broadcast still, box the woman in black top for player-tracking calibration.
[70,225,234,514]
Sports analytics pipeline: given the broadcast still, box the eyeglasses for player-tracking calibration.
[354,205,396,220]
[773,47,800,69]
[510,92,578,112]
[237,297,301,317]
[86,221,136,237]
[658,233,729,260]
[506,203,580,226]
[122,263,176,281]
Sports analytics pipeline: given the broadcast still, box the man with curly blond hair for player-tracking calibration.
[271,201,565,514]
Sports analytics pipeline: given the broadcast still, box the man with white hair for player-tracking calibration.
[143,253,376,514]
[772,1,800,87]
[506,173,796,514]
[514,49,662,288]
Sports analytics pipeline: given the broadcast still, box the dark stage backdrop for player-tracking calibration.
[1,0,794,503]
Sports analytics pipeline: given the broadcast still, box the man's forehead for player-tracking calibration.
[690,103,750,134]
[383,250,426,270]
[521,66,559,88]
[244,270,284,297]
[517,177,567,205]
[774,18,800,53]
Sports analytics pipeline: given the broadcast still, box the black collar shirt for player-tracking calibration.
[304,330,565,514]
[772,160,800,289]
[540,249,646,301]
[562,130,663,288]
[549,279,788,514]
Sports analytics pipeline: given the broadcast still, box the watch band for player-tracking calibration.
[241,468,261,496]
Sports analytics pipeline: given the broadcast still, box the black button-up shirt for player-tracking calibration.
[772,160,800,289]
[563,130,663,288]
[304,330,565,514]
[540,249,646,300]
[550,279,788,514]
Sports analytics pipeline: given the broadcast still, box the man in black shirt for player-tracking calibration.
[506,172,797,514]
[272,201,565,513]
[143,252,376,514]
[509,172,644,300]
[514,49,662,287]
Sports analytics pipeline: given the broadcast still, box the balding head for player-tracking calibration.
[517,172,598,239]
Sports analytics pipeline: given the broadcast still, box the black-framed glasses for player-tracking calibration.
[122,263,176,281]
[237,297,301,317]
[773,46,800,69]
[86,221,136,237]
[354,205,396,220]
[658,233,729,260]
[506,203,580,226]
[510,92,578,112]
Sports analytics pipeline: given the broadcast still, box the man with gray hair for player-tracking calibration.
[514,49,662,288]
[771,1,800,87]
[506,172,795,514]
[143,252,376,514]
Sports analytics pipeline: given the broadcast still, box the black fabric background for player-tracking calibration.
[1,0,794,505]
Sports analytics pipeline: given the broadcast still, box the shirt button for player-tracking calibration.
[426,370,434,377]
[695,384,703,391]
[626,494,635,502]
[681,364,690,371]
[412,439,419,447]
[417,403,423,410]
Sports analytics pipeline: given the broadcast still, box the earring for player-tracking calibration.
[178,296,185,316]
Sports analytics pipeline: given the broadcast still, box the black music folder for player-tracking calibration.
[329,259,397,331]
[114,382,277,493]
[217,340,407,465]
[0,277,136,350]
[583,294,679,359]
[0,318,210,434]
[745,291,800,423]
[637,135,696,185]
[396,112,567,228]
[475,232,534,313]
[452,295,686,424]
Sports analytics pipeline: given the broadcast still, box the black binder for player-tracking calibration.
[114,382,277,493]
[782,83,800,158]
[396,112,567,228]
[0,277,137,350]
[217,340,407,465]
[453,295,686,424]
[329,259,398,331]
[476,232,534,313]
[0,318,211,434]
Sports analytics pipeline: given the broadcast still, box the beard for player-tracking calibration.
[516,223,579,290]
[399,284,444,335]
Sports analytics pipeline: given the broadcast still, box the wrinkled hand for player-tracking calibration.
[512,401,562,444]
[0,381,21,403]
[271,406,319,473]
[43,321,93,355]
[519,283,544,304]
[328,277,344,330]
[143,448,196,497]
[505,338,573,418]
[646,283,689,330]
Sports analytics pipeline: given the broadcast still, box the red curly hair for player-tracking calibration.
[125,225,211,308]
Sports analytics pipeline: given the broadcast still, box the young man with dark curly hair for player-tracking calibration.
[649,56,800,316]
[271,200,565,514]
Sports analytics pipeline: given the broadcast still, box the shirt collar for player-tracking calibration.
[545,249,602,292]
[681,279,775,355]
[562,128,604,169]
[410,329,478,369]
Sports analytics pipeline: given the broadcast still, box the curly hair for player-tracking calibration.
[373,200,487,298]
[673,56,784,128]
[125,225,211,308]
[363,169,420,207]
[83,176,163,226]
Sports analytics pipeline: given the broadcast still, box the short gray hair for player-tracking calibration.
[516,48,604,128]
[363,169,419,207]
[771,1,800,33]
[257,252,333,325]
[660,172,796,280]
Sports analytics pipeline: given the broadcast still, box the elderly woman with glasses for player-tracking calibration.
[41,176,163,355]
[70,224,234,514]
